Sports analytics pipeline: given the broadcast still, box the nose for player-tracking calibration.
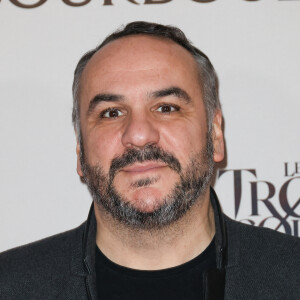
[121,112,160,149]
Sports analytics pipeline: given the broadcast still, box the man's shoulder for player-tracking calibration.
[223,216,300,299]
[0,222,86,294]
[225,215,300,258]
[225,213,300,282]
[1,222,85,265]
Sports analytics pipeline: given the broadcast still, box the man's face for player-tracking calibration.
[77,35,224,229]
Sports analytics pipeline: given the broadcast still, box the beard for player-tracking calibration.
[80,132,214,230]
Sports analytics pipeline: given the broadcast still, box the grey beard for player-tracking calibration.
[80,133,214,230]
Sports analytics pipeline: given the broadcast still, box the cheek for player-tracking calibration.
[84,128,123,169]
[159,122,206,165]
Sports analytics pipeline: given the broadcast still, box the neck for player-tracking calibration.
[94,188,215,270]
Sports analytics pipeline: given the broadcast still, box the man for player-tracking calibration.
[0,21,299,300]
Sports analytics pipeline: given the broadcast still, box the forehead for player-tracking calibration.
[80,35,201,99]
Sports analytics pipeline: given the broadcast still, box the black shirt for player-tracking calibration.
[95,237,216,300]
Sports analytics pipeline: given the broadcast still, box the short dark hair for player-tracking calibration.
[72,21,220,138]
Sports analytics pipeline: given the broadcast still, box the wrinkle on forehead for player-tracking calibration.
[79,35,201,108]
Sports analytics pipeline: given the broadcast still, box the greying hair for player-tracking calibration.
[72,21,220,139]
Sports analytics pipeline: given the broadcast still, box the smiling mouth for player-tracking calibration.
[121,162,167,174]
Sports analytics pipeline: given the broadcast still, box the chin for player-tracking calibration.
[126,188,166,213]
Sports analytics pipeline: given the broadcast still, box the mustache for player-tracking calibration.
[109,144,182,180]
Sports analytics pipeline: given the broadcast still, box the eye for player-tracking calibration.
[156,104,180,113]
[101,108,124,119]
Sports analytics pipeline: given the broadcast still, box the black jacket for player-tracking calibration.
[1,189,299,299]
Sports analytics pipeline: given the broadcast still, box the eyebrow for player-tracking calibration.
[87,93,124,115]
[150,86,191,103]
[87,86,191,116]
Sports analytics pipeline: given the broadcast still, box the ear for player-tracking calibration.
[76,137,83,177]
[212,110,224,163]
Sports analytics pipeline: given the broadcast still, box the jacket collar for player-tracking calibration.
[210,187,228,269]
